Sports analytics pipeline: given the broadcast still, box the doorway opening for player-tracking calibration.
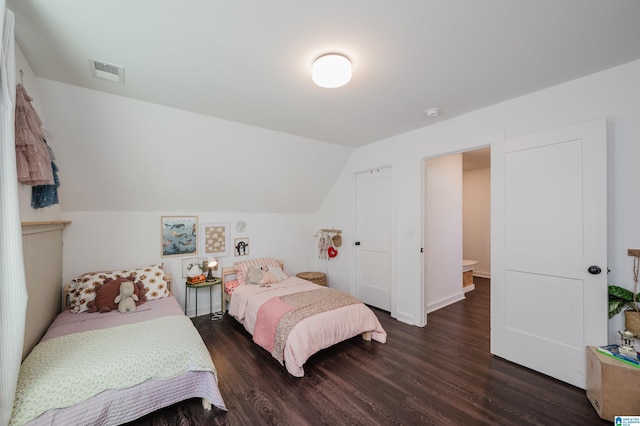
[423,147,491,320]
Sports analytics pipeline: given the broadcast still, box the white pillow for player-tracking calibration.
[259,270,282,285]
[268,265,288,280]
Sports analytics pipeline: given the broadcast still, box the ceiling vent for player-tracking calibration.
[89,58,125,84]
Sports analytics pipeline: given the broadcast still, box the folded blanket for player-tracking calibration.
[271,288,361,363]
[253,297,294,352]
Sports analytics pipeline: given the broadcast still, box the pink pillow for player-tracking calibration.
[224,279,241,295]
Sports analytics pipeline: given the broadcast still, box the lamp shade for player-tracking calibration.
[205,258,218,282]
[207,258,218,270]
[312,54,352,88]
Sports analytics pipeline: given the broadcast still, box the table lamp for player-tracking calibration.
[206,258,218,282]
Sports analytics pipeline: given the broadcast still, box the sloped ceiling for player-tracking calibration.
[8,0,640,148]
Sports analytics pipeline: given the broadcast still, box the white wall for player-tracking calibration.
[27,77,352,316]
[35,79,352,214]
[425,154,464,314]
[62,211,314,316]
[16,41,640,338]
[306,149,359,295]
[316,59,640,341]
[463,167,490,278]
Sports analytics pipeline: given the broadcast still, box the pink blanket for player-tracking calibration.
[229,276,387,377]
[253,297,294,352]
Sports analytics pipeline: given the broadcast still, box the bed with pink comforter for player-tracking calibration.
[10,296,226,425]
[228,276,387,377]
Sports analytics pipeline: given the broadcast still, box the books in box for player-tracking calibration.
[596,344,640,369]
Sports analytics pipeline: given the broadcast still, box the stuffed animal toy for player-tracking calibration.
[115,280,139,313]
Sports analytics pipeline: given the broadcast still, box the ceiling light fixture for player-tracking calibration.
[312,53,352,88]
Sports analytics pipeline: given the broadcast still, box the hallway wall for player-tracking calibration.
[463,167,490,278]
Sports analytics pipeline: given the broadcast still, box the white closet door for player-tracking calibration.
[355,167,392,311]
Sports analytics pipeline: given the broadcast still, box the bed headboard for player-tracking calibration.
[221,266,237,283]
[21,221,69,360]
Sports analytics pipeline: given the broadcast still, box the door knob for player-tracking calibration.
[355,241,360,246]
[588,265,602,275]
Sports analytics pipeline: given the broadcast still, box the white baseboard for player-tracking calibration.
[473,270,491,279]
[426,292,465,314]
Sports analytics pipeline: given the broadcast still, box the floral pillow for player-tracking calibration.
[68,272,107,313]
[130,263,169,300]
[69,263,168,313]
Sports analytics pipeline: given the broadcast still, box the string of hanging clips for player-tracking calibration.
[315,228,342,235]
[314,229,342,259]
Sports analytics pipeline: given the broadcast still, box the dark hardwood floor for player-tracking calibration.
[128,278,606,425]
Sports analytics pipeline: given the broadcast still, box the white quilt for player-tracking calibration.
[10,315,216,425]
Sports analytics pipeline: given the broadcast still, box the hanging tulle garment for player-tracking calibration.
[15,84,54,185]
[31,141,60,209]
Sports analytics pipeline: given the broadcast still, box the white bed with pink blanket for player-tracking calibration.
[10,264,226,426]
[225,258,387,377]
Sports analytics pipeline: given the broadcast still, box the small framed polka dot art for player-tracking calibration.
[199,222,231,258]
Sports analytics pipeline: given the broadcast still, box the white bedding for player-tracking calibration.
[10,297,226,425]
[228,276,386,377]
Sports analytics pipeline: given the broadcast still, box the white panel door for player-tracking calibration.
[355,167,391,311]
[491,119,607,389]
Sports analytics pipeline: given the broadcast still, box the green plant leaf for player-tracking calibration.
[608,285,635,301]
[608,285,640,318]
[609,299,627,319]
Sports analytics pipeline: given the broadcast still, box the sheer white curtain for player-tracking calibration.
[0,8,28,425]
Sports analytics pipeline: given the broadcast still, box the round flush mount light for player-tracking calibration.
[312,53,352,88]
[425,108,440,118]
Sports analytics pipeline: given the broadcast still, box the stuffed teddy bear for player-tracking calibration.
[115,280,139,313]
